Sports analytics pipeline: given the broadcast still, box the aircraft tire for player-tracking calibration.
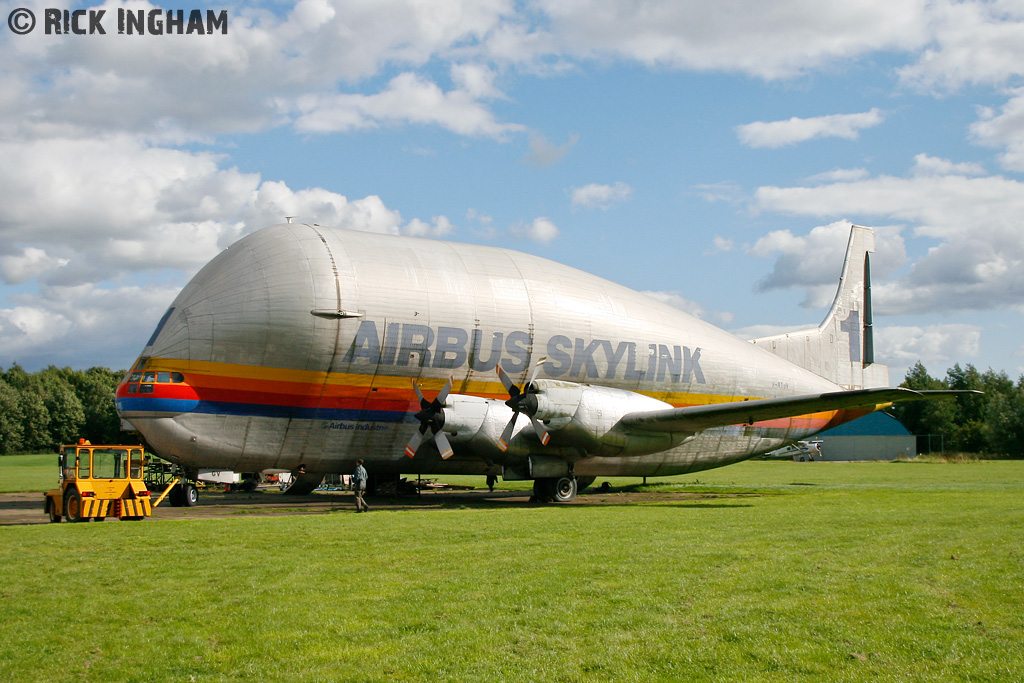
[551,476,578,503]
[182,483,199,507]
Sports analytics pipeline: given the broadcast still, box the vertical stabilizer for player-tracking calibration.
[749,225,890,389]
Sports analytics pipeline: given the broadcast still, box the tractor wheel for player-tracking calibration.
[64,489,86,523]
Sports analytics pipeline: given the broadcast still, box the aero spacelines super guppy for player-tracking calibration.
[115,222,956,502]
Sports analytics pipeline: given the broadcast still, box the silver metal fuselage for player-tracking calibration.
[117,223,851,478]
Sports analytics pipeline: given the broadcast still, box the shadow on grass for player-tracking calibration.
[0,486,764,524]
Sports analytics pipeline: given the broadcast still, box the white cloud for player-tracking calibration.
[402,216,456,238]
[525,133,579,166]
[290,70,525,138]
[643,290,735,326]
[539,0,929,79]
[694,182,745,204]
[570,182,633,209]
[736,109,884,148]
[748,221,907,308]
[0,283,180,370]
[705,236,735,254]
[0,248,69,285]
[970,88,1024,172]
[912,153,986,176]
[875,324,982,368]
[752,168,1024,315]
[512,217,559,243]
[806,168,871,184]
[898,1,1024,90]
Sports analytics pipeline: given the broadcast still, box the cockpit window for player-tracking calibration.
[125,369,186,394]
[146,308,175,347]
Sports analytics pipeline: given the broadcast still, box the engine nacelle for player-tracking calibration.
[437,382,691,459]
[529,380,690,457]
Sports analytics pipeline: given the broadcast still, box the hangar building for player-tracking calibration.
[815,412,916,461]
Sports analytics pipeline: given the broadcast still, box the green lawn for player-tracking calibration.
[1,458,1022,682]
[0,453,59,493]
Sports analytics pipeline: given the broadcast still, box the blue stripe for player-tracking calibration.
[117,396,412,422]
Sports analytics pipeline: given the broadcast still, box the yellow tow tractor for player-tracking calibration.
[44,441,168,522]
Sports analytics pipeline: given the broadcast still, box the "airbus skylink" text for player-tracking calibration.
[340,321,707,384]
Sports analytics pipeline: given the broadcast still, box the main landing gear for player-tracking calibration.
[531,476,596,503]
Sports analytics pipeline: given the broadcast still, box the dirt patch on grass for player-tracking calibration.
[2,486,757,525]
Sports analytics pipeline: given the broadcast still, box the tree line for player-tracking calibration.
[890,362,1024,458]
[1,361,1022,457]
[0,365,124,455]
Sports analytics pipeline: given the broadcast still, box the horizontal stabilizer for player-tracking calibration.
[618,388,980,436]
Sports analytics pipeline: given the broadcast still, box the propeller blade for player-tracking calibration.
[436,375,455,405]
[530,415,551,446]
[526,356,548,388]
[411,379,427,406]
[496,365,517,395]
[404,427,425,458]
[434,430,454,460]
[497,413,519,452]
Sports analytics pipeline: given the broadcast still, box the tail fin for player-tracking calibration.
[749,225,890,389]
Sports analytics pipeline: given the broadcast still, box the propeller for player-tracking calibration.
[404,376,455,460]
[496,356,550,452]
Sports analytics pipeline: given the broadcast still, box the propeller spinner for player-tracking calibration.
[496,357,550,451]
[405,376,455,460]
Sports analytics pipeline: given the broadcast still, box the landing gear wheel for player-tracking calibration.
[532,477,578,503]
[64,489,85,522]
[182,482,199,507]
[551,476,578,503]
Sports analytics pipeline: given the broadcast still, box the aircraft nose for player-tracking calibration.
[115,360,200,417]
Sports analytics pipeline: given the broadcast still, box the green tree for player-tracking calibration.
[892,362,955,451]
[985,377,1024,457]
[70,367,124,444]
[35,368,85,448]
[0,378,25,455]
[944,364,988,452]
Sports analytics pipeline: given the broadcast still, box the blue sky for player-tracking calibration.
[1,0,1023,382]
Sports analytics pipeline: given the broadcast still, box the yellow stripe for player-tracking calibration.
[144,356,759,408]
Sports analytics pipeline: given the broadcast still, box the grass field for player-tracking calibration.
[1,456,1022,682]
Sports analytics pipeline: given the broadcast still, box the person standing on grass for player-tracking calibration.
[352,459,369,512]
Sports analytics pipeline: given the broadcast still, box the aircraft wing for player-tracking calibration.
[617,387,977,436]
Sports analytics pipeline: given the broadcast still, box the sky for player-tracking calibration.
[1,0,1023,383]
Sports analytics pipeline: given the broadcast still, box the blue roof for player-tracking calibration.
[819,412,911,437]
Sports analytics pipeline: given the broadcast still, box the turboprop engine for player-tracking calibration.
[406,376,691,463]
